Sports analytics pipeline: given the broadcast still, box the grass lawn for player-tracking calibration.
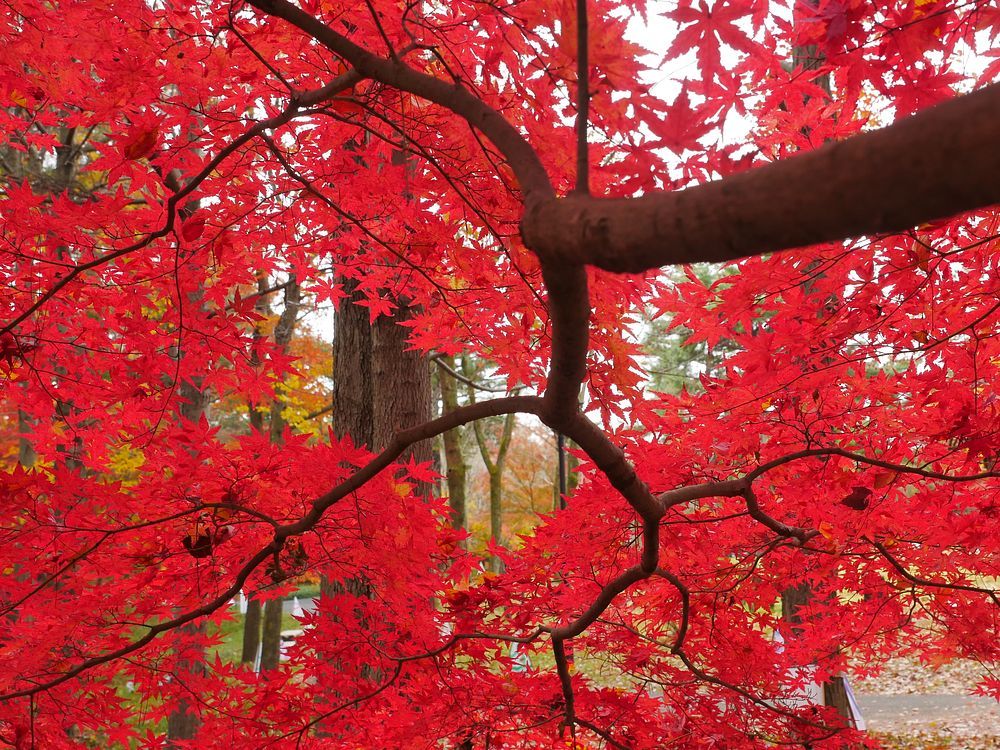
[210,587,316,664]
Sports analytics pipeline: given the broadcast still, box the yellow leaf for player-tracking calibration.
[873,472,895,489]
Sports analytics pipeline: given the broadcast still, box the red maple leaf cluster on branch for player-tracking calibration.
[0,0,998,747]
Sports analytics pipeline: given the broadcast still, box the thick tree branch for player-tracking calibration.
[556,412,661,521]
[549,564,650,642]
[540,264,590,423]
[522,83,1000,272]
[282,395,543,535]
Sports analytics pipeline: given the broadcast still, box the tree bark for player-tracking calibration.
[521,83,1000,273]
[823,677,853,721]
[167,378,209,744]
[252,0,1000,276]
[331,280,374,448]
[439,355,468,535]
[322,278,375,612]
[779,18,854,725]
[372,301,433,462]
[240,597,262,665]
[259,597,284,672]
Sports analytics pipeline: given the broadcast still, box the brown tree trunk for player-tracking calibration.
[241,278,301,672]
[167,378,209,744]
[331,279,373,448]
[823,677,852,720]
[779,11,853,726]
[322,279,374,618]
[259,597,284,672]
[241,597,262,666]
[319,140,432,731]
[372,301,433,461]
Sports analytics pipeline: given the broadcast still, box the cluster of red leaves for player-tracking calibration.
[0,0,998,748]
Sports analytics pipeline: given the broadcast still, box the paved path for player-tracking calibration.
[855,693,1000,737]
[282,596,318,615]
[858,693,999,720]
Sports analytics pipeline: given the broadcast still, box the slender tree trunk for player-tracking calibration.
[241,598,262,666]
[439,355,468,535]
[779,5,852,725]
[260,280,301,672]
[240,278,303,672]
[463,355,515,572]
[241,274,270,668]
[259,597,284,672]
[167,378,209,744]
[17,408,35,468]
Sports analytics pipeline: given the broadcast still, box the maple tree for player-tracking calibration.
[1,0,1000,747]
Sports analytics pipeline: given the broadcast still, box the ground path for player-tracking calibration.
[855,658,999,748]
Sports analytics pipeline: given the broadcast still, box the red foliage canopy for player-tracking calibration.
[1,0,998,747]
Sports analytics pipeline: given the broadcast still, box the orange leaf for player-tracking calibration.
[873,472,895,489]
[122,126,159,161]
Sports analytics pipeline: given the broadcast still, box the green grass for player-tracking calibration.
[210,600,308,664]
